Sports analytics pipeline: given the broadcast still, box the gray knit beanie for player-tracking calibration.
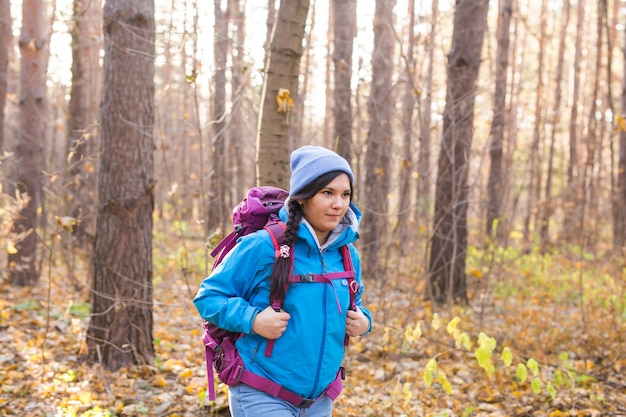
[289,145,354,196]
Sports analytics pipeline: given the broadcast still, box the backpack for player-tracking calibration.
[201,185,358,407]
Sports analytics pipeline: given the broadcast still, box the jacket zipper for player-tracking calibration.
[311,249,328,397]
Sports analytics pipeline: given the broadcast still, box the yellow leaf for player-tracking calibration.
[7,240,17,254]
[501,347,513,366]
[276,88,294,113]
[470,267,483,278]
[78,390,93,404]
[155,375,167,387]
[179,368,193,378]
[424,358,438,386]
[432,313,440,330]
[437,371,452,394]
[446,316,461,337]
[402,382,412,407]
[404,321,422,344]
[55,216,79,232]
[382,326,390,345]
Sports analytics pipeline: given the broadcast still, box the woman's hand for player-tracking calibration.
[252,306,291,339]
[346,306,369,337]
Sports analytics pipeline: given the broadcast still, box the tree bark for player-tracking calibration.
[332,0,356,161]
[394,0,416,254]
[324,1,334,150]
[8,0,47,286]
[486,0,512,239]
[417,0,437,231]
[615,6,626,251]
[228,0,248,202]
[580,0,603,249]
[523,0,547,241]
[256,0,309,187]
[208,0,229,234]
[0,0,11,153]
[66,0,102,244]
[539,0,569,246]
[362,0,396,276]
[292,0,315,150]
[86,0,155,370]
[563,0,584,239]
[428,0,488,305]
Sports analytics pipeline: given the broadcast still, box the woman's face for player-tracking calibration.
[299,173,352,244]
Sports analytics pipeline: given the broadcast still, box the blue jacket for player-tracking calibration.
[194,202,372,399]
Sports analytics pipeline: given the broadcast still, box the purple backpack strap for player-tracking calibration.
[202,323,218,401]
[238,366,344,408]
[263,220,288,357]
[210,232,238,268]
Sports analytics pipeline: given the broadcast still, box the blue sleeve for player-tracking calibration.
[349,244,373,334]
[193,232,275,334]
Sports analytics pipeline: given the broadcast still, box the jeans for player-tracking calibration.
[228,383,333,417]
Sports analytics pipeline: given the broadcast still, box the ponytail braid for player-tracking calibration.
[269,199,303,305]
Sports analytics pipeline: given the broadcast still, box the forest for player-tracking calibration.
[0,0,625,416]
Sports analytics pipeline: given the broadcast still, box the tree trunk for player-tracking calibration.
[332,0,355,160]
[417,0,437,231]
[615,6,626,251]
[563,0,584,239]
[255,0,309,187]
[324,1,334,150]
[580,0,603,249]
[228,0,248,202]
[8,0,47,286]
[539,0,569,246]
[523,0,547,241]
[208,0,229,234]
[428,0,488,305]
[362,0,396,276]
[66,0,102,245]
[292,0,315,150]
[0,0,11,153]
[486,0,512,239]
[86,0,155,370]
[263,0,277,66]
[394,0,416,254]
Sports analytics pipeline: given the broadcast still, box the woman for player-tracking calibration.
[194,145,372,417]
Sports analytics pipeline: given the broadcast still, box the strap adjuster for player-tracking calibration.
[298,273,315,282]
[298,398,316,408]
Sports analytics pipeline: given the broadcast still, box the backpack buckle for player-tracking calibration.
[298,398,316,408]
[298,273,315,282]
[235,365,244,382]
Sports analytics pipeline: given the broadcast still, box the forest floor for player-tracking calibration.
[0,242,625,417]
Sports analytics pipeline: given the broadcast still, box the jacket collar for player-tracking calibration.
[278,203,361,251]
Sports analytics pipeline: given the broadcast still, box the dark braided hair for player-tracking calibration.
[269,171,353,305]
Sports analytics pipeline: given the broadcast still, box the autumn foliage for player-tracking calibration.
[1,220,625,417]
